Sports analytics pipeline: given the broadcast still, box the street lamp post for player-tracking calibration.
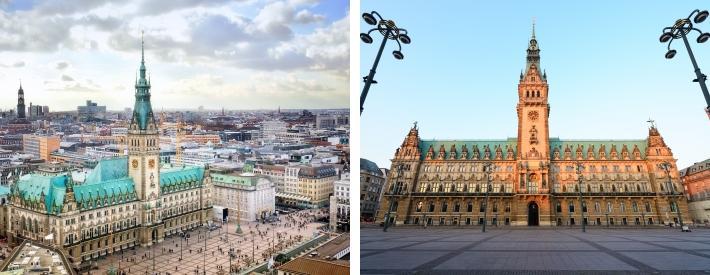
[152,234,155,272]
[659,9,710,119]
[659,161,684,231]
[203,226,207,275]
[576,162,586,232]
[606,212,610,228]
[384,164,406,232]
[482,163,496,233]
[359,11,411,115]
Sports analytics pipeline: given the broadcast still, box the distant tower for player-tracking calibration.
[17,83,25,119]
[175,115,184,167]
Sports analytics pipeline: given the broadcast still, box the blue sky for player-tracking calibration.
[361,1,710,169]
[0,0,349,111]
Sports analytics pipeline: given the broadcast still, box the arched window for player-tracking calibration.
[536,91,540,97]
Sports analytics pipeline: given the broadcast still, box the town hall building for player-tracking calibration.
[3,36,213,267]
[377,26,690,228]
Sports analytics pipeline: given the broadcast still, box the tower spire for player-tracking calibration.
[141,30,145,64]
[523,19,542,80]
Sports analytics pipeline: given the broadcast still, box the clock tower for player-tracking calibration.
[127,33,162,245]
[516,23,551,195]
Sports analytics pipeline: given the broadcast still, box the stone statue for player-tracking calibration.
[530,125,538,144]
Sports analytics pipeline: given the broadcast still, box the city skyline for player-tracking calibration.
[361,1,710,169]
[0,0,349,111]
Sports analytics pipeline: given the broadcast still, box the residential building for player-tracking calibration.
[681,159,710,225]
[334,173,350,220]
[360,158,384,220]
[22,135,60,160]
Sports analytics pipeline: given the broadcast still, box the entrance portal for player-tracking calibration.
[528,202,539,226]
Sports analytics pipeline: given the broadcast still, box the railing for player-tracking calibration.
[242,233,330,274]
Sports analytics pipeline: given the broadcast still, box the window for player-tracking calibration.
[556,202,562,212]
[582,202,587,212]
[594,201,600,213]
[416,202,423,212]
[428,202,435,212]
[492,202,498,212]
[454,201,461,212]
[569,203,575,213]
[480,201,485,212]
[467,201,473,212]
[607,202,613,213]
[441,201,448,212]
[620,202,626,213]
[456,182,464,192]
[419,183,427,193]
[632,202,639,213]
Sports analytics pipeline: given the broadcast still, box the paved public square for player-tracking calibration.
[86,208,328,275]
[361,226,710,274]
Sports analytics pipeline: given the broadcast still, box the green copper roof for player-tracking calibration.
[85,156,128,183]
[549,138,647,159]
[211,173,259,187]
[417,138,647,160]
[15,174,68,214]
[419,139,518,160]
[160,166,205,194]
[14,157,206,213]
[131,34,155,131]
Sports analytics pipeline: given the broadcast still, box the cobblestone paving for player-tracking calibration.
[361,226,710,274]
[83,209,327,275]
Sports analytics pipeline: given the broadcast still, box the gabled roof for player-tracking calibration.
[549,138,647,159]
[15,174,67,214]
[160,166,204,189]
[419,138,518,160]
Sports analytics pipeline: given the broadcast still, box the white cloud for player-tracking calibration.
[0,0,348,110]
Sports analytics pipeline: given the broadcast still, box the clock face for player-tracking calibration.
[528,111,539,121]
[131,159,138,168]
[149,159,155,168]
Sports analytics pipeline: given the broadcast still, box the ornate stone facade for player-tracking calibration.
[3,36,213,267]
[681,159,710,224]
[377,27,690,228]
